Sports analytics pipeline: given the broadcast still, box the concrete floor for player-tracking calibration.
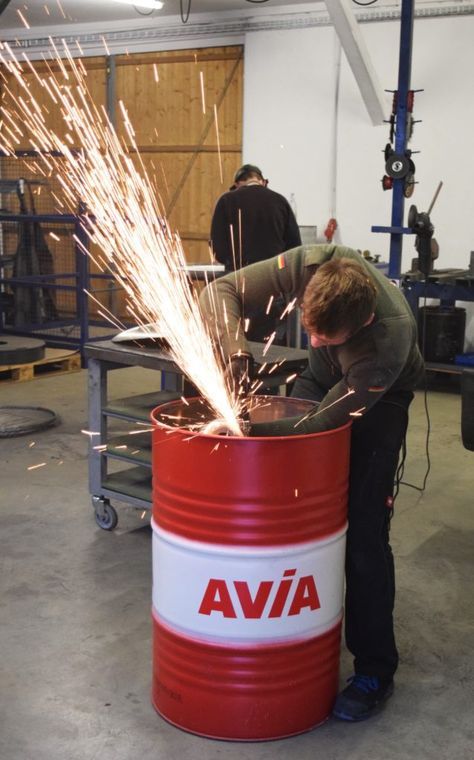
[0,366,473,760]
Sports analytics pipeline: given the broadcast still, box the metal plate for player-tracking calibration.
[0,335,46,366]
[0,406,59,438]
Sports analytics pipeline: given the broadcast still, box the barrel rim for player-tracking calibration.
[150,396,352,441]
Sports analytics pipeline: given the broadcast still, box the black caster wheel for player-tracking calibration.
[92,496,118,530]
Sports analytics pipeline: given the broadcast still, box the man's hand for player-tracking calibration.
[228,352,255,398]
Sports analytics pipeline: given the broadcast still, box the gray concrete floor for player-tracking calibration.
[0,367,473,760]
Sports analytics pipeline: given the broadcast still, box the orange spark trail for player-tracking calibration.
[0,41,242,436]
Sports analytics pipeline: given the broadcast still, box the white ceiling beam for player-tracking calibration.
[325,0,388,125]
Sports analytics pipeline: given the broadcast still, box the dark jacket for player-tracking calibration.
[200,244,425,434]
[210,184,301,270]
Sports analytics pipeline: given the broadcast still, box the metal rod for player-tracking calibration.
[427,181,443,216]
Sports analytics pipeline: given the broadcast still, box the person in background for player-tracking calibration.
[210,163,301,343]
[200,244,424,722]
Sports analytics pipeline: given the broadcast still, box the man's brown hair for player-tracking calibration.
[302,258,377,337]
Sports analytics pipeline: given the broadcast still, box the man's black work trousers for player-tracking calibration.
[344,390,413,682]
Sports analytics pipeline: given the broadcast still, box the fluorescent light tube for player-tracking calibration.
[111,0,164,10]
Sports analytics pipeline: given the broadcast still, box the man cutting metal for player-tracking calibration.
[200,244,424,722]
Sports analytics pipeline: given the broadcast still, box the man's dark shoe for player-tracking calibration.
[332,675,394,722]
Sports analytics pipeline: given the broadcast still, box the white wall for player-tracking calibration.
[243,26,338,233]
[242,15,474,275]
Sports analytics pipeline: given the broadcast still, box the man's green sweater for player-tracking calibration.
[200,245,424,435]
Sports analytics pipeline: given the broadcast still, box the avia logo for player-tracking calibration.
[198,568,321,619]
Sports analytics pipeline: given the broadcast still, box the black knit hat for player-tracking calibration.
[233,164,264,183]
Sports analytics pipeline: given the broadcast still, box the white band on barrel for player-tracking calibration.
[152,520,346,644]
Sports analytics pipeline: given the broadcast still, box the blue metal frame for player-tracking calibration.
[0,210,121,359]
[372,0,415,279]
[402,278,474,316]
[0,151,127,359]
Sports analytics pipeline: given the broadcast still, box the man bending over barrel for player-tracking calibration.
[200,244,424,722]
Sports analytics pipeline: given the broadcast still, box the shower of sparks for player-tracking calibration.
[81,429,99,438]
[199,71,206,114]
[213,104,223,183]
[294,388,356,428]
[349,407,366,418]
[100,36,110,56]
[16,10,30,29]
[49,231,60,241]
[56,0,67,20]
[238,210,242,268]
[0,40,243,436]
[27,462,47,471]
[280,298,298,320]
[265,295,274,315]
[267,363,280,375]
[153,63,159,83]
[262,332,277,356]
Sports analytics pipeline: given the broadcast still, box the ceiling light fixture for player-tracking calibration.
[110,0,164,10]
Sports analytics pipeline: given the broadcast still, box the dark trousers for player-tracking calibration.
[345,390,413,681]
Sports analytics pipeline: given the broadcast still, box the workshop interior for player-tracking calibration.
[0,1,473,759]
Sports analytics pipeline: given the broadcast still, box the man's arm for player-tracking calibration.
[251,318,416,436]
[199,247,310,358]
[250,368,394,437]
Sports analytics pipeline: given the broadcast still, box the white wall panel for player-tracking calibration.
[243,15,474,275]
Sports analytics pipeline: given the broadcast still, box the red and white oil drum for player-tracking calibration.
[150,396,351,741]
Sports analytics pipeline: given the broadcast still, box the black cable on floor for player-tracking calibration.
[395,281,432,496]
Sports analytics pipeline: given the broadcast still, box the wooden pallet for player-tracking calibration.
[0,347,81,383]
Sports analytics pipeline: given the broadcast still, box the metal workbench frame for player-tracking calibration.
[85,340,182,515]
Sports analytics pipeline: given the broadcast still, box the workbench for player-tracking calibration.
[401,268,474,374]
[84,338,308,530]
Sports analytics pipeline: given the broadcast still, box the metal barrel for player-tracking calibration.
[150,396,351,741]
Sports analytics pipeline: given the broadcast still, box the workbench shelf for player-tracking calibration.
[103,391,176,422]
[105,432,152,467]
[101,466,153,503]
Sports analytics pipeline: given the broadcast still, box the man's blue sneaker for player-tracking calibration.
[332,675,394,722]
